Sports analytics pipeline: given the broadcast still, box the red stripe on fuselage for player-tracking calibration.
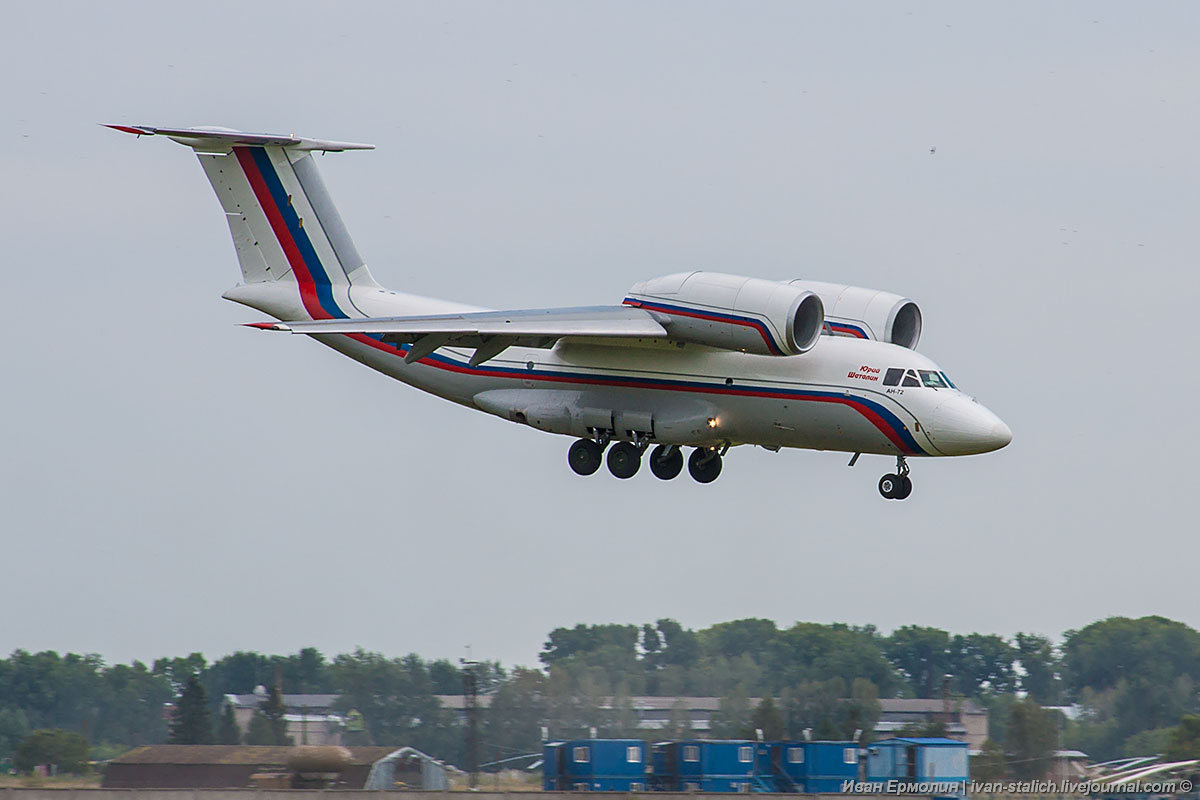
[332,333,917,454]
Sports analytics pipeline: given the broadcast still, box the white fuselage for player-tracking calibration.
[228,282,1011,459]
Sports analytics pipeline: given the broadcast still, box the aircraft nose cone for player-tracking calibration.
[989,419,1014,449]
[925,396,1013,455]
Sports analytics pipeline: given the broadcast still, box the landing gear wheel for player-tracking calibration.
[649,445,684,480]
[878,473,901,499]
[607,441,642,479]
[895,475,913,500]
[568,439,603,476]
[688,448,723,483]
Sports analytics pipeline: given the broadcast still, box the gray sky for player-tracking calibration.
[2,2,1198,670]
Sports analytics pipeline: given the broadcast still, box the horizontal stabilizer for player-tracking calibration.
[247,306,669,364]
[104,124,373,152]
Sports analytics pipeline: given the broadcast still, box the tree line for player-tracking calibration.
[2,615,1199,777]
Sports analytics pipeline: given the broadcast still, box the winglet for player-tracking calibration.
[103,124,374,152]
[244,322,292,332]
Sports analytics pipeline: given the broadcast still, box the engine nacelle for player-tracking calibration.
[785,280,922,349]
[625,272,825,356]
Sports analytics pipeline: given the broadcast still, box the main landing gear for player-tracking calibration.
[567,438,723,483]
[878,455,913,500]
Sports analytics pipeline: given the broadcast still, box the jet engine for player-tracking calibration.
[624,272,824,356]
[785,280,922,349]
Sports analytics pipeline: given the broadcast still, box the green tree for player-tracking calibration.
[1063,616,1200,702]
[258,683,292,745]
[483,668,547,760]
[1015,634,1062,704]
[14,729,89,774]
[1006,698,1059,779]
[0,708,31,763]
[782,678,845,740]
[665,698,694,739]
[972,739,1006,780]
[710,688,752,738]
[1124,726,1174,757]
[885,626,952,697]
[768,624,899,696]
[845,679,882,744]
[751,696,785,740]
[168,674,213,744]
[949,634,1017,696]
[1165,715,1200,761]
[244,711,276,745]
[216,701,241,745]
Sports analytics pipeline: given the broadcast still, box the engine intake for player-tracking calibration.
[785,280,922,349]
[625,272,824,356]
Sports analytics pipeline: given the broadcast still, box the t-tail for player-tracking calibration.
[106,124,379,321]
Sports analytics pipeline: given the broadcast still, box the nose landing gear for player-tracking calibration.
[878,455,913,500]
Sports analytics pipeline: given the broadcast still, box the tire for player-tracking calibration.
[649,445,684,480]
[688,448,723,483]
[878,473,899,499]
[607,441,642,479]
[568,439,603,476]
[895,475,913,500]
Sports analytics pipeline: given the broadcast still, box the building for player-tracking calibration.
[224,691,345,745]
[873,698,989,751]
[101,745,399,788]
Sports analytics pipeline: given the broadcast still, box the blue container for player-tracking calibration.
[547,739,649,791]
[805,742,861,792]
[543,742,564,791]
[866,738,968,798]
[654,740,756,792]
[748,741,859,792]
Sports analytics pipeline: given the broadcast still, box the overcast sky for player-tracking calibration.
[2,2,1198,671]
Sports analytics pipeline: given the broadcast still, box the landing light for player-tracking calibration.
[707,417,719,428]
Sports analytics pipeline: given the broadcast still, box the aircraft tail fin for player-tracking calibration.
[106,124,379,320]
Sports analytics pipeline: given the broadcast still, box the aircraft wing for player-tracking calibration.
[249,306,668,365]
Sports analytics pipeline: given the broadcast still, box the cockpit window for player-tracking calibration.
[883,368,904,386]
[902,370,921,387]
[919,370,949,389]
[940,371,957,389]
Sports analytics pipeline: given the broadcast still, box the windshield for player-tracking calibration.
[919,370,950,389]
[882,366,960,390]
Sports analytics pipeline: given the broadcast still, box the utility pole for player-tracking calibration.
[461,659,480,789]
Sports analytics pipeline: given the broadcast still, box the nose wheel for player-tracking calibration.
[879,456,913,500]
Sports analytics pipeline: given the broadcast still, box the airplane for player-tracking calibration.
[108,124,1011,499]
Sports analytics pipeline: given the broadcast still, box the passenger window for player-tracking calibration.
[902,370,921,387]
[919,370,949,389]
[883,368,904,386]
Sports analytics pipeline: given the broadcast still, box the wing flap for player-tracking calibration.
[249,306,668,365]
